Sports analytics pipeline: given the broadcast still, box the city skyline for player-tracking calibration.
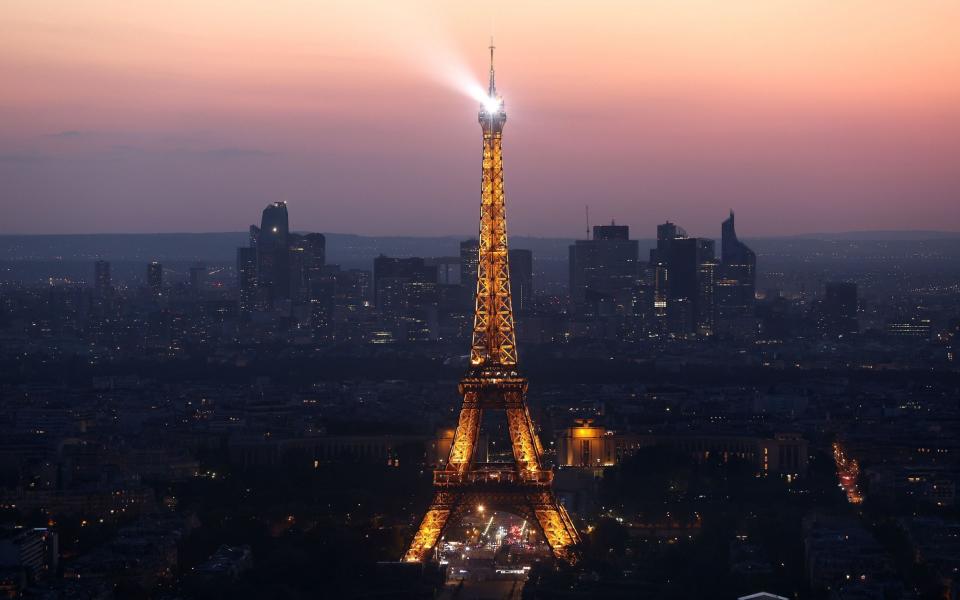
[0,4,958,597]
[2,1,960,237]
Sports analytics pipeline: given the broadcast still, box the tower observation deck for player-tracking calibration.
[402,44,581,564]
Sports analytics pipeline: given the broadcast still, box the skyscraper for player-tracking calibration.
[147,261,163,296]
[373,256,437,312]
[651,223,716,336]
[189,265,206,296]
[459,239,479,291]
[509,248,533,313]
[568,222,639,312]
[236,247,257,318]
[822,282,858,338]
[237,202,326,317]
[373,255,439,341]
[301,232,327,301]
[94,260,111,294]
[256,201,291,304]
[652,223,686,331]
[717,210,757,323]
[288,232,326,304]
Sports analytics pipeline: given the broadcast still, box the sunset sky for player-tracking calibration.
[2,1,959,237]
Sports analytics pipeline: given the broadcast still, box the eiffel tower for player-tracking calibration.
[403,44,580,563]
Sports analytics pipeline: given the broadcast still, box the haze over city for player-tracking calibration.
[2,0,959,237]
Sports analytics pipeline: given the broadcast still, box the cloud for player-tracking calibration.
[204,147,276,158]
[46,130,86,138]
[0,153,48,164]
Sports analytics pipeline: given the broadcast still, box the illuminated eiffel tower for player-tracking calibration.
[403,44,580,563]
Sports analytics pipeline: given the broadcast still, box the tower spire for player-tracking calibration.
[488,38,496,96]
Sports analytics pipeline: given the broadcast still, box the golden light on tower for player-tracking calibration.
[403,43,580,564]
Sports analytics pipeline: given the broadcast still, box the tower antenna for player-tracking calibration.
[488,37,496,96]
[585,205,590,240]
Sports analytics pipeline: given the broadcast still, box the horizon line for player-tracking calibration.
[1,228,960,240]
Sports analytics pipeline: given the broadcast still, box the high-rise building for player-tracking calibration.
[650,223,716,336]
[822,282,858,337]
[256,202,291,304]
[0,527,58,581]
[651,225,685,332]
[426,257,460,285]
[237,202,325,315]
[568,222,639,312]
[459,239,480,291]
[509,248,533,313]
[372,256,438,342]
[189,265,206,295]
[717,210,757,323]
[302,232,326,300]
[288,232,325,303]
[93,260,111,294]
[373,256,437,312]
[147,261,163,296]
[236,247,257,318]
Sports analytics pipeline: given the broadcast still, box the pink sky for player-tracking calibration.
[1,1,958,237]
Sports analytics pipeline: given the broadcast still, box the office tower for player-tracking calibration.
[306,262,336,341]
[93,260,111,294]
[595,223,629,241]
[331,267,371,310]
[650,223,716,336]
[373,256,438,313]
[288,232,325,302]
[651,224,686,332]
[237,202,326,319]
[697,255,718,336]
[822,282,858,337]
[426,256,460,285]
[717,210,757,321]
[257,201,291,304]
[288,234,305,302]
[509,248,533,313]
[405,45,579,564]
[189,265,206,295]
[147,261,163,296]
[459,239,480,290]
[301,232,327,300]
[655,221,685,260]
[568,222,639,312]
[237,247,257,318]
[668,237,715,335]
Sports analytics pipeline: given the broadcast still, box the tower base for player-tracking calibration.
[403,488,579,563]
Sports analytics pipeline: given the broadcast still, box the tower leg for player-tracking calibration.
[506,404,543,470]
[532,495,580,562]
[447,401,482,470]
[403,492,457,562]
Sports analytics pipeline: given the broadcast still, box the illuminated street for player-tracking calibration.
[436,509,551,591]
[833,441,863,505]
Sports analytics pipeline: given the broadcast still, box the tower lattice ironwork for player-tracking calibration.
[403,44,580,564]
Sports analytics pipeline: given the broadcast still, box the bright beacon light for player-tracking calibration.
[465,82,501,113]
[482,96,501,113]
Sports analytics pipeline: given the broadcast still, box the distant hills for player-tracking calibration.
[0,233,576,266]
[0,230,958,268]
[785,230,960,241]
